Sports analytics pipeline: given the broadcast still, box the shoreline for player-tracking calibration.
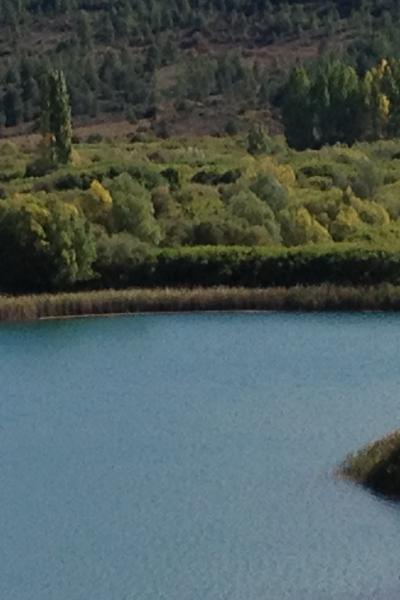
[3,284,400,322]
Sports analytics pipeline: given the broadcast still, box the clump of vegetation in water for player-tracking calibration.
[340,430,400,498]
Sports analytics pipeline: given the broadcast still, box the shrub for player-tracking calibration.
[161,167,181,190]
[192,169,241,185]
[251,173,289,213]
[93,244,400,289]
[86,133,103,144]
[247,124,272,156]
[0,194,96,292]
[95,232,153,287]
[106,174,161,244]
[54,173,89,190]
[225,119,240,136]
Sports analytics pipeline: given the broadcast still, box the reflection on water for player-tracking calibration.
[1,313,400,600]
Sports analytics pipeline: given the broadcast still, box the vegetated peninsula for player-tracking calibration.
[5,2,400,316]
[340,430,400,499]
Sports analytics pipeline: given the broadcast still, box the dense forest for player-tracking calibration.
[2,0,400,141]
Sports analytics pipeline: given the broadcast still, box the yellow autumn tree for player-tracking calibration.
[364,61,391,139]
[90,179,113,204]
[281,207,331,246]
[330,206,362,241]
[82,179,113,224]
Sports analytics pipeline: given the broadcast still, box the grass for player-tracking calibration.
[339,430,400,499]
[5,284,400,322]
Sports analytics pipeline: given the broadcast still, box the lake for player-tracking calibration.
[1,313,400,600]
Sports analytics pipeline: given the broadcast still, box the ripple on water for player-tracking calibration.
[1,312,400,600]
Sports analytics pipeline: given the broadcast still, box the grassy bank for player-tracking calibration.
[5,284,400,322]
[340,431,400,499]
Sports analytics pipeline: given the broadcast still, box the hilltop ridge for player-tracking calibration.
[1,0,400,137]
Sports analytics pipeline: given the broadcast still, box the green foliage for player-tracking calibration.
[351,159,383,199]
[247,125,271,156]
[251,173,289,213]
[282,57,400,149]
[95,232,153,288]
[226,189,281,244]
[282,59,362,148]
[1,0,398,137]
[42,70,73,164]
[106,174,161,244]
[282,66,313,150]
[280,207,331,245]
[93,244,400,289]
[2,133,400,292]
[0,194,95,291]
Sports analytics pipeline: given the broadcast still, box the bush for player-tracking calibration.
[53,173,90,190]
[161,167,181,190]
[95,232,153,287]
[0,194,96,292]
[25,157,54,178]
[247,124,272,155]
[225,119,240,136]
[191,169,241,185]
[95,244,400,288]
[351,159,383,199]
[86,133,103,144]
[251,173,288,213]
[106,173,161,244]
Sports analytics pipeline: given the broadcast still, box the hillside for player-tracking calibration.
[1,0,400,137]
[3,130,400,292]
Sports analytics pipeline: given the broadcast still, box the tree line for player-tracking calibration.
[282,58,400,149]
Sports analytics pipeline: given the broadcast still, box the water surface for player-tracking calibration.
[1,313,400,600]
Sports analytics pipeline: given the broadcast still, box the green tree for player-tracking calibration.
[282,66,313,149]
[3,86,22,127]
[280,207,331,245]
[0,194,96,291]
[363,60,391,139]
[43,70,73,164]
[107,174,161,244]
[251,173,289,213]
[227,189,281,243]
[76,11,93,48]
[313,60,362,145]
[247,124,271,155]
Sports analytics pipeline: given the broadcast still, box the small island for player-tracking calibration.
[340,430,400,499]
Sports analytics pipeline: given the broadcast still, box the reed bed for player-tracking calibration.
[3,284,400,322]
[339,430,400,498]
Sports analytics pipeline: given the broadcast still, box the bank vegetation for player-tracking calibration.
[4,284,400,322]
[340,430,400,499]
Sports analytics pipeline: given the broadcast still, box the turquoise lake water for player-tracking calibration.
[1,313,400,600]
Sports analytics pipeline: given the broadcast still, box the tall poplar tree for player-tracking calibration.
[42,69,72,164]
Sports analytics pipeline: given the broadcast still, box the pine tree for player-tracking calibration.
[43,70,73,164]
[76,11,93,48]
[3,86,22,127]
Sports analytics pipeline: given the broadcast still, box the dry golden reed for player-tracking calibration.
[2,284,400,322]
